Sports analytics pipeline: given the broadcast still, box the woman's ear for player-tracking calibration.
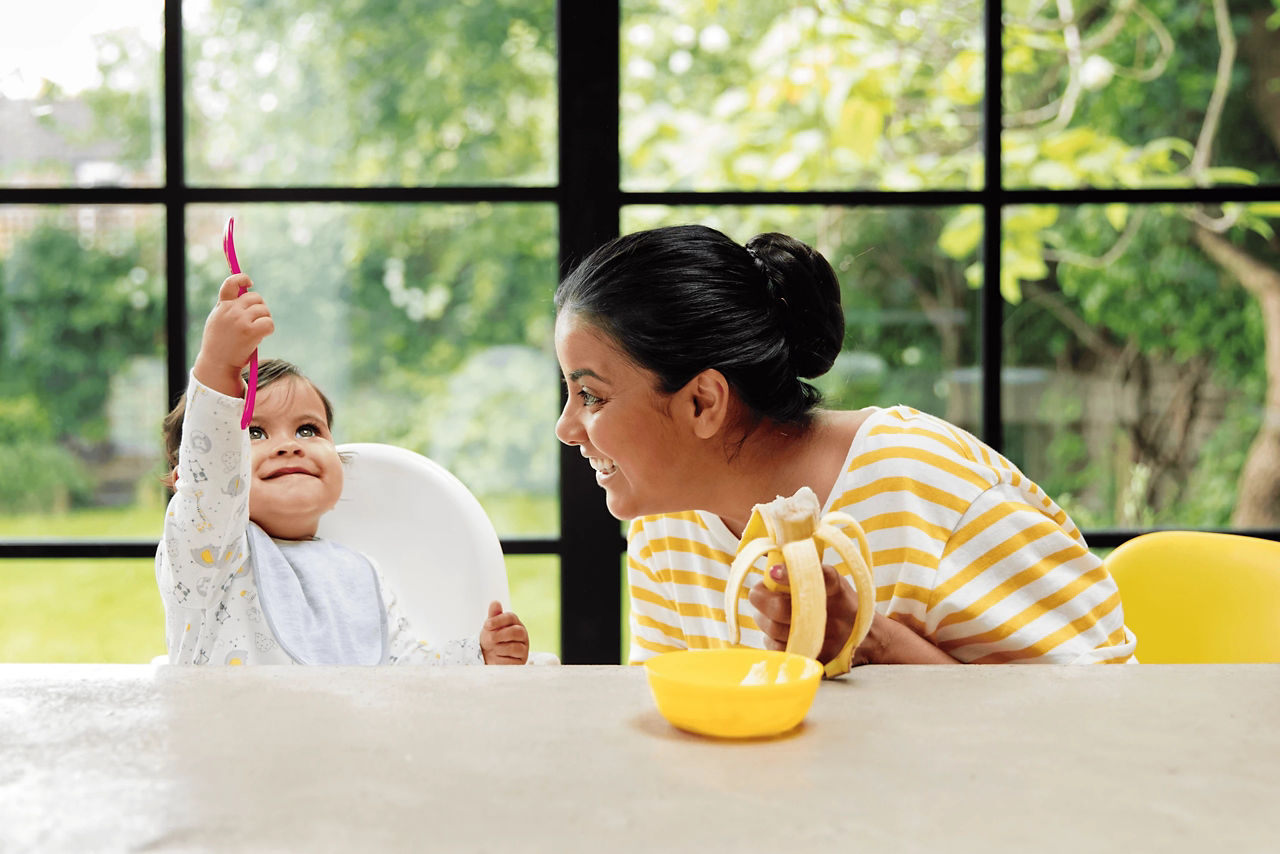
[677,369,731,439]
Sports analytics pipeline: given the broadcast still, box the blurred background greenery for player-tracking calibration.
[2,0,1279,661]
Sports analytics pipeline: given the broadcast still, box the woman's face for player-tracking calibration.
[554,311,689,520]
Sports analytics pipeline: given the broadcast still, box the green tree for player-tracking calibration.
[623,0,1279,526]
[56,0,1280,526]
[2,222,164,442]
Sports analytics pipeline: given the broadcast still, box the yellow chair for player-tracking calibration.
[1104,531,1280,663]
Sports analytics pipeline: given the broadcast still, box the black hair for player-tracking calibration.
[554,224,844,427]
[162,358,336,474]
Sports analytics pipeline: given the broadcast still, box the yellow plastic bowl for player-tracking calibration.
[643,648,823,739]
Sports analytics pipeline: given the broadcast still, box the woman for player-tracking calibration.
[554,224,1135,669]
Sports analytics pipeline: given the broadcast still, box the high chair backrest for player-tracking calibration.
[316,442,511,647]
[1103,531,1280,663]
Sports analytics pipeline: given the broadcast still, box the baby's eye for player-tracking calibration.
[296,423,320,438]
[248,426,266,441]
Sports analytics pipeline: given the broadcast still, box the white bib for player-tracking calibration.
[248,523,388,665]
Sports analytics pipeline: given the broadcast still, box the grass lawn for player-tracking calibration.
[1,505,562,662]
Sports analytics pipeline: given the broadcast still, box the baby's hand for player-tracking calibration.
[480,600,529,665]
[192,274,274,398]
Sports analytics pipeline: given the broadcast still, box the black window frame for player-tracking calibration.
[2,1,1278,664]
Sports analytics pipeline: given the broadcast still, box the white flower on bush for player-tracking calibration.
[1080,56,1115,91]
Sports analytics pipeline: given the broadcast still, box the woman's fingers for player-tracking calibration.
[748,579,790,647]
[750,563,859,655]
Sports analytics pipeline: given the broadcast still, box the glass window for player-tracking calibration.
[622,204,982,423]
[507,555,559,659]
[0,0,164,187]
[186,203,561,538]
[0,205,167,539]
[0,559,165,662]
[1003,0,1280,189]
[1002,202,1272,530]
[621,0,984,191]
[183,0,557,186]
[5,1,1280,667]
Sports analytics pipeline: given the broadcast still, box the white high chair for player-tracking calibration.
[317,442,557,663]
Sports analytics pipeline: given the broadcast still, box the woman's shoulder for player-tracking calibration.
[850,405,993,462]
[834,404,1016,502]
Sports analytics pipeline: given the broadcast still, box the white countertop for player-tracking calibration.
[2,663,1277,853]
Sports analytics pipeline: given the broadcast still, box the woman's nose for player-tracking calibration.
[554,403,580,446]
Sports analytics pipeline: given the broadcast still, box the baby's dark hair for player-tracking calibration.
[162,358,336,477]
[555,224,844,428]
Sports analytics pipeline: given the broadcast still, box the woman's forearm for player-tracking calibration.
[863,614,960,665]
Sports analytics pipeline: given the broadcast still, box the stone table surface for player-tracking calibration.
[2,663,1277,853]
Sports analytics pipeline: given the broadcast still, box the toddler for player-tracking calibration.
[156,274,529,666]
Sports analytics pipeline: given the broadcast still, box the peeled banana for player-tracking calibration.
[724,486,876,678]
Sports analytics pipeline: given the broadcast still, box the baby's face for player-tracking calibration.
[246,377,343,539]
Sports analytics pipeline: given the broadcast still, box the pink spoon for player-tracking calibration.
[222,216,257,429]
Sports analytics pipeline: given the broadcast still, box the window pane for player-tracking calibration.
[1002,202,1275,530]
[0,1,164,187]
[622,205,982,425]
[621,1,984,191]
[0,206,167,539]
[186,203,560,538]
[507,555,559,660]
[1003,0,1280,189]
[0,559,165,662]
[184,0,557,186]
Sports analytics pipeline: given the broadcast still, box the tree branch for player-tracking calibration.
[1022,278,1122,359]
[1191,0,1237,179]
[1043,207,1147,268]
[1082,0,1137,52]
[1116,3,1174,83]
[1048,0,1086,133]
[1193,226,1280,302]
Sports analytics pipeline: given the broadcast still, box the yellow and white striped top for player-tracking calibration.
[626,405,1136,665]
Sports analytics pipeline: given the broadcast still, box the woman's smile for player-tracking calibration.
[588,453,617,481]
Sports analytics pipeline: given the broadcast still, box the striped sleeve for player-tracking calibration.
[927,482,1136,663]
[625,513,769,665]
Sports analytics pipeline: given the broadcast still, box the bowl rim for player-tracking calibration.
[643,647,822,689]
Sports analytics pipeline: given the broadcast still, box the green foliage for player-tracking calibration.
[76,30,163,175]
[623,0,982,190]
[8,0,1278,539]
[185,0,556,185]
[0,395,92,512]
[0,441,92,514]
[180,202,560,498]
[1,221,164,441]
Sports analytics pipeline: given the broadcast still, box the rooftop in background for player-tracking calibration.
[0,98,137,186]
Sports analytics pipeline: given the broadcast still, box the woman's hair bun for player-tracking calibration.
[744,232,844,379]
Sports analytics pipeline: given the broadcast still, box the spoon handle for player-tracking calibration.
[222,216,257,429]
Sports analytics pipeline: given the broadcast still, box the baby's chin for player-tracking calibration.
[248,509,326,541]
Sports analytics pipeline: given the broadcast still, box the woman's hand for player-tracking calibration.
[480,600,530,665]
[749,563,869,664]
[748,564,959,666]
[192,274,274,398]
